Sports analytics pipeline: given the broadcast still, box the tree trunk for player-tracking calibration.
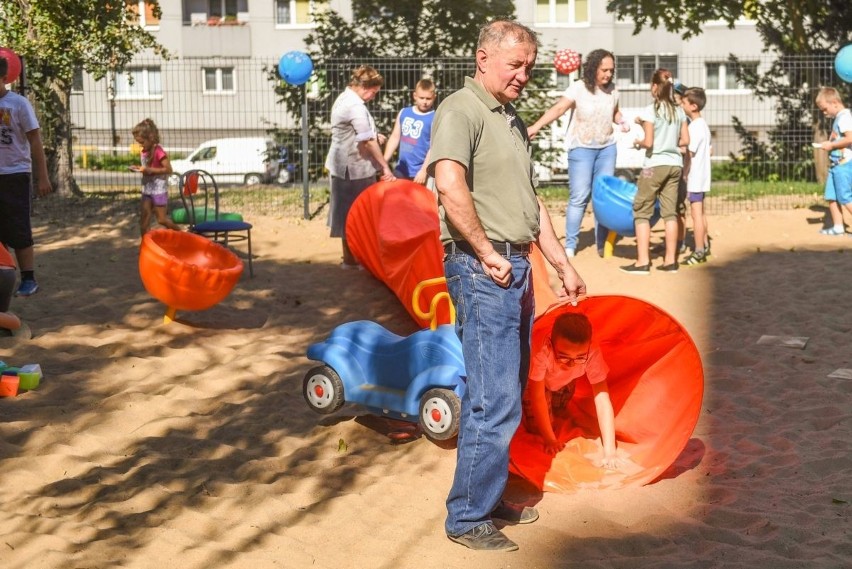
[32,79,82,197]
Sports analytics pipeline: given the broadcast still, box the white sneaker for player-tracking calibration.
[565,248,575,258]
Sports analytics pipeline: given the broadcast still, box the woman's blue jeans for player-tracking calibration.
[565,144,617,252]
[443,249,534,537]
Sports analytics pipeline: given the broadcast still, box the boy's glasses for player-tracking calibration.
[554,347,590,367]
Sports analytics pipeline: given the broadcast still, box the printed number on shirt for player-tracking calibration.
[401,117,424,139]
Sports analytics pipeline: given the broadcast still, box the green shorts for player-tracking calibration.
[634,166,683,222]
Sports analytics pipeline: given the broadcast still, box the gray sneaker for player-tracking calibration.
[448,522,518,551]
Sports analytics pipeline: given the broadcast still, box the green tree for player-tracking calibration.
[0,0,165,196]
[607,0,852,181]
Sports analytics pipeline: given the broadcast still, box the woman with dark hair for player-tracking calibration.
[324,65,396,268]
[528,49,629,257]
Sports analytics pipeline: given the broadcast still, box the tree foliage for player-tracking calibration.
[0,0,165,195]
[607,0,852,181]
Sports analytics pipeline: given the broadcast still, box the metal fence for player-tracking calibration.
[50,53,845,220]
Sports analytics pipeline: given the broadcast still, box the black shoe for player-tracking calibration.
[491,501,539,525]
[620,263,651,275]
[657,262,679,273]
[448,522,518,551]
[682,251,707,266]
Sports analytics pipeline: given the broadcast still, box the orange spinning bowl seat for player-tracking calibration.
[139,230,243,313]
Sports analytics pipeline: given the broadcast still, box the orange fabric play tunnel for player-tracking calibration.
[346,180,450,329]
[509,295,704,492]
[139,229,243,312]
[345,186,703,491]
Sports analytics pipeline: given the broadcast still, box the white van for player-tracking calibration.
[169,137,279,186]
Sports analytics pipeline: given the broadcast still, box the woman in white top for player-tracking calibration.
[324,65,395,268]
[528,49,629,257]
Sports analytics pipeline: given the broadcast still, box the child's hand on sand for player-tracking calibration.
[601,452,626,471]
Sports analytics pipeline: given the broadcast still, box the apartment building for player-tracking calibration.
[70,1,768,159]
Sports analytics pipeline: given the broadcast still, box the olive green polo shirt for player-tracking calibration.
[428,77,540,245]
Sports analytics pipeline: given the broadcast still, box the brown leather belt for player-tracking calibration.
[443,240,531,257]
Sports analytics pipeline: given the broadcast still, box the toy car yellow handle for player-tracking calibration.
[411,277,456,330]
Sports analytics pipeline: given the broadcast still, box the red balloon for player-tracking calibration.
[0,47,21,84]
[554,48,582,75]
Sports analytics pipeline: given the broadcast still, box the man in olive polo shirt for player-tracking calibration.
[429,20,586,552]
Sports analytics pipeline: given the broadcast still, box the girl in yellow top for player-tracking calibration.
[522,312,621,469]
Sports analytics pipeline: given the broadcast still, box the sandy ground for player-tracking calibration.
[0,204,849,569]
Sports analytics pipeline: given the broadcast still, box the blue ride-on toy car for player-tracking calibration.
[303,320,466,441]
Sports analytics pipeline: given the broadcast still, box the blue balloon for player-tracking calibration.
[592,175,660,237]
[278,51,314,86]
[835,44,852,83]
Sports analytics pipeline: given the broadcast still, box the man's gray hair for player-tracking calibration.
[478,19,539,51]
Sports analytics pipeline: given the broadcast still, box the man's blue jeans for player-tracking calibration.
[565,144,617,252]
[443,249,534,537]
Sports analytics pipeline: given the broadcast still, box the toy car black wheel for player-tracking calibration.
[419,388,461,441]
[303,365,345,414]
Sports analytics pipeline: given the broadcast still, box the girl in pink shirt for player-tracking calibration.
[131,119,180,237]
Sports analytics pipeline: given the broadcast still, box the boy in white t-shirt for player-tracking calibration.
[815,87,852,235]
[680,87,712,265]
[0,56,52,297]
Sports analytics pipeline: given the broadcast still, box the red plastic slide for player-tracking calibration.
[346,180,450,329]
[509,295,704,492]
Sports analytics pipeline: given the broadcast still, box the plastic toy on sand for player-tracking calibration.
[0,362,42,397]
[592,175,660,258]
[138,229,243,324]
[278,51,314,86]
[0,47,22,83]
[836,44,852,83]
[509,295,704,493]
[554,49,581,75]
[304,319,466,442]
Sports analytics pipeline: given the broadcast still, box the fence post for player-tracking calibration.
[301,83,310,220]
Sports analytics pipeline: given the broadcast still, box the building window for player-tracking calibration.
[615,55,679,87]
[127,1,160,27]
[535,0,589,25]
[203,67,235,93]
[114,67,162,99]
[706,61,757,91]
[555,70,578,91]
[208,0,243,19]
[275,0,327,26]
[72,68,85,93]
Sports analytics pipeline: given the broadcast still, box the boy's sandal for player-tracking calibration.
[819,227,845,235]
